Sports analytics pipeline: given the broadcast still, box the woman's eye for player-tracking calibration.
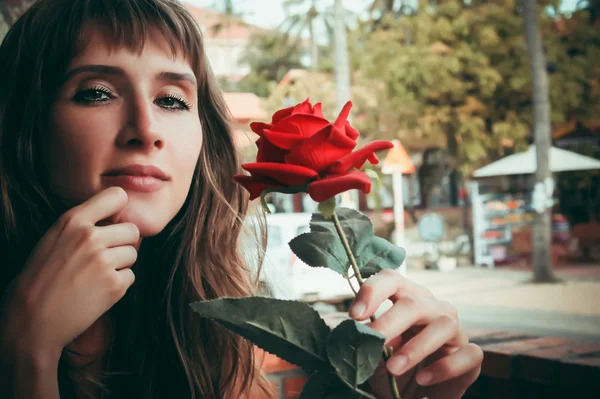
[73,88,113,104]
[155,95,191,111]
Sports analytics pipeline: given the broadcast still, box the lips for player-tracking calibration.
[102,164,170,193]
[103,164,170,180]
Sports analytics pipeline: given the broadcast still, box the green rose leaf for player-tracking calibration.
[289,232,350,276]
[311,208,374,257]
[299,372,365,399]
[360,237,407,278]
[326,319,386,388]
[190,297,331,372]
[301,208,406,278]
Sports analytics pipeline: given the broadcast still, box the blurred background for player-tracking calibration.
[2,0,599,341]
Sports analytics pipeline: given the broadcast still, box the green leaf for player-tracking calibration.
[190,297,331,372]
[299,372,363,399]
[289,232,350,276]
[311,207,374,257]
[359,237,407,278]
[326,320,386,388]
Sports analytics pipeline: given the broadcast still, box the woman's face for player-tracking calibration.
[47,28,203,237]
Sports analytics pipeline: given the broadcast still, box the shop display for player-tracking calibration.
[471,177,559,268]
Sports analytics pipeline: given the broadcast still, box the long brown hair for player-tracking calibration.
[0,0,273,398]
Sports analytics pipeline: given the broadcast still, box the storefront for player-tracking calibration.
[471,145,600,268]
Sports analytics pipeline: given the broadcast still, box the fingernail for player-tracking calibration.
[350,301,366,319]
[417,371,434,385]
[387,354,408,375]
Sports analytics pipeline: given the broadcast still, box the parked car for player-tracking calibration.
[265,212,360,301]
[261,212,312,298]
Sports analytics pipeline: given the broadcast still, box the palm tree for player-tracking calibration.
[280,0,329,71]
[368,0,415,20]
[208,0,248,37]
[523,0,558,283]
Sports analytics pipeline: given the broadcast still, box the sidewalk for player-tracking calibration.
[406,264,600,340]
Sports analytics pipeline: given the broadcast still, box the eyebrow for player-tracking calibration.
[62,65,198,87]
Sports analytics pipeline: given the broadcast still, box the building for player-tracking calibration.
[222,92,265,148]
[184,4,268,148]
[184,4,262,80]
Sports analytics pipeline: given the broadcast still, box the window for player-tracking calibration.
[267,225,282,247]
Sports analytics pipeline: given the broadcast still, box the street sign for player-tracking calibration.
[418,213,445,242]
[381,140,415,175]
[380,140,415,246]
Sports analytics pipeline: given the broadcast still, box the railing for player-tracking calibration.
[262,328,600,399]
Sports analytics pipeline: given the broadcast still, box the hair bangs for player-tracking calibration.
[64,0,205,72]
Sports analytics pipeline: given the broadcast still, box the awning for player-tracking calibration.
[473,145,600,178]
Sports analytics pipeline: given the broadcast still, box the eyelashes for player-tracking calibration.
[72,86,192,111]
[73,85,114,103]
[155,92,192,111]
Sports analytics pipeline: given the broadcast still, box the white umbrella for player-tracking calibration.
[473,145,600,178]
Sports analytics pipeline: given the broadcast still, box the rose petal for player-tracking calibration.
[308,171,372,202]
[256,138,287,163]
[271,106,295,124]
[313,102,324,118]
[273,114,330,138]
[242,162,318,187]
[249,122,273,137]
[234,175,282,200]
[325,140,395,174]
[285,125,356,173]
[344,121,360,141]
[263,128,305,150]
[292,99,313,115]
[334,101,353,130]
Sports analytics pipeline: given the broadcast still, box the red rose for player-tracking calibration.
[234,99,393,203]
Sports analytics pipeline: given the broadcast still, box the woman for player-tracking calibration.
[0,0,483,398]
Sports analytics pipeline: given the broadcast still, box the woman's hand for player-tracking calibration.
[350,269,483,399]
[0,187,139,365]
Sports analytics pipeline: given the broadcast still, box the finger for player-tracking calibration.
[349,269,432,320]
[368,296,447,342]
[415,343,484,387]
[102,245,138,270]
[386,315,460,376]
[116,268,136,290]
[71,187,128,225]
[386,334,404,350]
[96,223,140,248]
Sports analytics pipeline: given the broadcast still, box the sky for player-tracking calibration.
[184,0,582,30]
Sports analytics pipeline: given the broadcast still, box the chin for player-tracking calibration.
[118,203,174,238]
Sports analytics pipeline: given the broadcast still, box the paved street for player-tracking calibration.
[406,266,600,340]
[292,264,600,341]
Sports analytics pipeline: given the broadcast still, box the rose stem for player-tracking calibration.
[331,211,401,399]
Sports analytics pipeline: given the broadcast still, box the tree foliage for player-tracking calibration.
[233,29,306,97]
[265,69,385,146]
[357,0,598,179]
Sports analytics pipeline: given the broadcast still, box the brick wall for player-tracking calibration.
[262,329,600,399]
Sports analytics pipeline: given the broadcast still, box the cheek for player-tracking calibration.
[171,122,203,193]
[45,108,116,201]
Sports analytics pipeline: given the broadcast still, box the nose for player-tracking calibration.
[116,95,164,151]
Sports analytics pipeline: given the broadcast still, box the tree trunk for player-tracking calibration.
[446,122,459,207]
[334,0,351,115]
[524,0,557,283]
[334,0,356,208]
[308,19,319,71]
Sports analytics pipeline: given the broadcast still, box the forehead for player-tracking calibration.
[70,26,192,69]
